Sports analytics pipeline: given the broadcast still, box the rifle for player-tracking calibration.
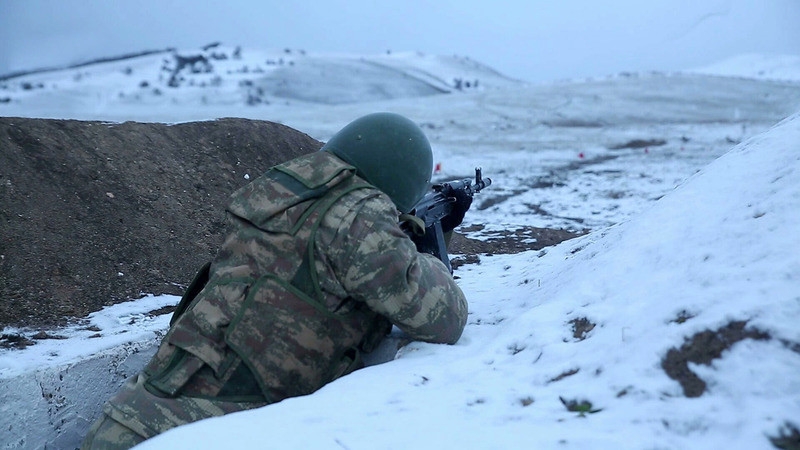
[401,168,492,273]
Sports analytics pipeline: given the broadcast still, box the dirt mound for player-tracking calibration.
[1,117,322,327]
[1,117,580,329]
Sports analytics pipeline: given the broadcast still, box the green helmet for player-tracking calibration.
[322,112,432,213]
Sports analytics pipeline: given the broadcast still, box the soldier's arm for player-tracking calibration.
[332,194,468,344]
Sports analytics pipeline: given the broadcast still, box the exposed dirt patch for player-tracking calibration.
[31,330,67,340]
[669,309,696,325]
[147,305,177,317]
[609,138,667,150]
[769,422,800,450]
[475,188,526,211]
[548,368,579,384]
[661,320,771,398]
[569,317,596,341]
[1,117,582,331]
[450,224,583,256]
[540,119,606,128]
[0,333,36,349]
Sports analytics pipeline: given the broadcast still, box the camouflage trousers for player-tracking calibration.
[81,414,145,450]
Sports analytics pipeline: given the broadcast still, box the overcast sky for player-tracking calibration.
[1,0,799,82]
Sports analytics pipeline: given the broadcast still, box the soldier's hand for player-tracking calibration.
[441,189,472,233]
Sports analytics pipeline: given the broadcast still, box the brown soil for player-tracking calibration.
[1,117,580,329]
[1,117,321,328]
[661,320,771,397]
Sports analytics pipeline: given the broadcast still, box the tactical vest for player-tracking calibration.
[142,152,392,407]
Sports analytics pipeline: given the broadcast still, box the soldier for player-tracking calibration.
[82,112,469,449]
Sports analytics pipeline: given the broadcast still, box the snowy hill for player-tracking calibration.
[0,44,519,113]
[1,48,800,449]
[690,54,800,82]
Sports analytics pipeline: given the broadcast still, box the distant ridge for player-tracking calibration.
[0,47,175,82]
[689,54,800,82]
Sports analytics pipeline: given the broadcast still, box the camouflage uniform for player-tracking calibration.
[82,151,467,449]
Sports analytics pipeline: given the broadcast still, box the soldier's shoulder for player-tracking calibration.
[337,184,395,219]
[321,184,396,244]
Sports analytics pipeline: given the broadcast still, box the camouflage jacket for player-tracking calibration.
[102,151,468,439]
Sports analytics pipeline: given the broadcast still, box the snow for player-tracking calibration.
[0,295,175,377]
[690,54,800,82]
[1,48,800,449]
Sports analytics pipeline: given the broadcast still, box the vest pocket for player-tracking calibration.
[225,274,362,400]
[144,348,205,397]
[167,278,251,377]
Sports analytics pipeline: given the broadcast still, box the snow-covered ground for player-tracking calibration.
[689,53,800,82]
[1,48,800,449]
